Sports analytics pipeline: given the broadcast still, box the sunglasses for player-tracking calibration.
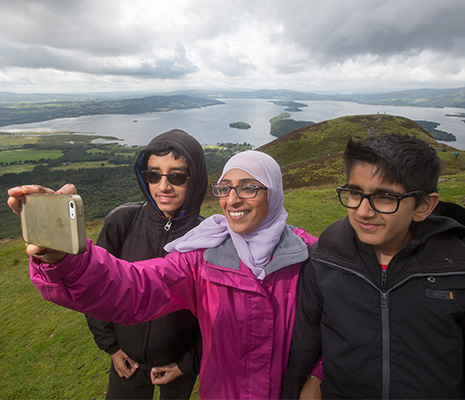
[142,170,190,185]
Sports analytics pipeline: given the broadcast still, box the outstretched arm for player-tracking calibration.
[29,241,199,326]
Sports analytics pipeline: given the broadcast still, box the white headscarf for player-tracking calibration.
[164,151,288,279]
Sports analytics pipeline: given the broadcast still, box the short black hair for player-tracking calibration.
[151,148,182,159]
[144,148,186,170]
[343,134,442,194]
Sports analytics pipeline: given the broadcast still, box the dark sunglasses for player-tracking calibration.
[142,170,190,185]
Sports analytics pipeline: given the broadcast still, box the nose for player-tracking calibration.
[226,187,242,204]
[158,175,172,191]
[356,197,376,217]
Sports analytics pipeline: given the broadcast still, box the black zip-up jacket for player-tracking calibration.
[86,129,207,374]
[282,205,465,399]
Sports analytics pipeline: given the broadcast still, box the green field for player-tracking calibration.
[0,149,64,164]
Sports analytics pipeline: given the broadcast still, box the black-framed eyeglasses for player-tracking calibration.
[336,184,424,214]
[142,170,190,185]
[211,183,268,199]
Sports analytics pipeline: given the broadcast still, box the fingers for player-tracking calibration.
[7,184,77,217]
[111,350,139,379]
[56,184,77,195]
[26,244,67,264]
[151,363,183,385]
[7,185,55,216]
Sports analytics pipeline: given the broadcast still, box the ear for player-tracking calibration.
[413,193,440,222]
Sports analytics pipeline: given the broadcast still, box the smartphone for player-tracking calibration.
[20,194,86,254]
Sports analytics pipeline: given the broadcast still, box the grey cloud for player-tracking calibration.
[100,46,199,79]
[0,38,198,79]
[261,0,465,62]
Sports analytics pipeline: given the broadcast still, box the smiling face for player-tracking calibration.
[147,153,190,218]
[346,162,437,265]
[219,169,269,234]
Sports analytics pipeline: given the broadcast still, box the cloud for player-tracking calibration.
[0,0,464,93]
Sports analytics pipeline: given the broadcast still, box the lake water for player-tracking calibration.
[3,99,465,150]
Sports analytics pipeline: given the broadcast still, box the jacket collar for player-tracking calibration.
[203,225,309,277]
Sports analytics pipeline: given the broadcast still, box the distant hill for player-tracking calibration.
[257,114,458,189]
[2,87,465,128]
[358,87,465,108]
[170,87,465,109]
[0,95,224,127]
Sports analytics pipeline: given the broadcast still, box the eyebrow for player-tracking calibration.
[346,183,402,195]
[147,166,189,173]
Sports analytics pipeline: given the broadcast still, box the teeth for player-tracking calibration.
[230,211,249,217]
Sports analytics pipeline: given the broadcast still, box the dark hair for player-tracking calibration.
[144,148,186,170]
[151,148,182,159]
[343,134,442,194]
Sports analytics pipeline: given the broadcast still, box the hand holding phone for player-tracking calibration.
[20,193,86,255]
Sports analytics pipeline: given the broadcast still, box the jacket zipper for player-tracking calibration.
[380,271,390,399]
[314,257,465,399]
[164,218,172,231]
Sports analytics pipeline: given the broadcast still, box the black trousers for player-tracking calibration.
[105,363,197,400]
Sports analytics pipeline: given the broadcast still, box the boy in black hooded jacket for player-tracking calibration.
[87,129,207,399]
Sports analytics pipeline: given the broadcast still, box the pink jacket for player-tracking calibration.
[30,226,319,399]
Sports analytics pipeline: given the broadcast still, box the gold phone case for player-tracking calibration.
[20,194,86,254]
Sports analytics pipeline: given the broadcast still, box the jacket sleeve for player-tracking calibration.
[176,326,202,376]
[281,252,323,399]
[85,215,124,355]
[30,239,200,326]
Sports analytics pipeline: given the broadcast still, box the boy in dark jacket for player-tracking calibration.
[87,129,207,399]
[282,134,465,399]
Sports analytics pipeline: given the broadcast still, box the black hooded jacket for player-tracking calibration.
[86,129,207,374]
[282,203,465,399]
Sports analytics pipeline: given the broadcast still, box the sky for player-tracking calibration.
[1,0,465,95]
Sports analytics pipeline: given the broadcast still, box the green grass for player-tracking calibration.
[0,163,37,175]
[0,222,109,399]
[0,149,64,164]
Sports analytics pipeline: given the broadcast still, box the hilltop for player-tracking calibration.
[257,114,463,189]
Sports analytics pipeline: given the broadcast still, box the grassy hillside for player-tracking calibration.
[259,114,462,189]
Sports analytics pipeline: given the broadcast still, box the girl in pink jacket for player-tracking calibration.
[8,151,322,399]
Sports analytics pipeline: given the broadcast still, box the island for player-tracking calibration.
[270,100,308,112]
[229,121,251,130]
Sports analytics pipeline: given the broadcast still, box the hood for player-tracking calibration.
[134,129,208,219]
[433,200,465,227]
